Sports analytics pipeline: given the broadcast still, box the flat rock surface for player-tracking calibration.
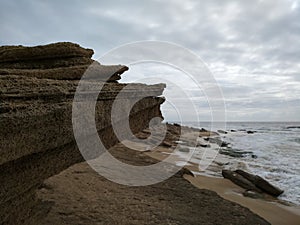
[38,141,270,225]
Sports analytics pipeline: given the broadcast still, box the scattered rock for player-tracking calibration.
[178,147,190,153]
[160,141,173,148]
[179,167,195,177]
[218,130,228,134]
[199,131,219,137]
[220,142,229,147]
[204,137,229,147]
[286,126,300,129]
[243,190,264,199]
[196,143,211,148]
[215,161,229,166]
[219,148,253,158]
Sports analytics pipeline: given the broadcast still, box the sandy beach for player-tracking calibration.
[146,146,300,225]
[37,124,300,224]
[37,144,268,225]
[185,175,300,225]
[144,124,300,225]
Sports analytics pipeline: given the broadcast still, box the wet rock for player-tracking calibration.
[246,131,255,134]
[204,137,229,147]
[235,170,284,197]
[243,190,264,199]
[222,170,262,192]
[160,141,173,148]
[219,148,253,158]
[218,130,228,134]
[196,143,211,148]
[179,167,195,177]
[286,126,300,129]
[178,147,190,153]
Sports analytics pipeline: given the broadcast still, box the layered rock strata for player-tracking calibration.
[0,43,165,224]
[0,42,128,81]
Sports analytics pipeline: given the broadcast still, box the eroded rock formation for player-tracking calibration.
[0,42,128,81]
[0,42,165,224]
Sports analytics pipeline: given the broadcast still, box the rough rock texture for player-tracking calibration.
[222,170,262,193]
[235,170,284,197]
[0,43,165,225]
[0,42,94,62]
[0,42,127,81]
[222,170,284,197]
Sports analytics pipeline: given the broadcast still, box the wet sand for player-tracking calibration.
[142,125,300,225]
[185,175,300,225]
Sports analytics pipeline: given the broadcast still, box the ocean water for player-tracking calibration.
[180,121,300,205]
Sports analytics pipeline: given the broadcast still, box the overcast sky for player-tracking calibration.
[1,0,299,121]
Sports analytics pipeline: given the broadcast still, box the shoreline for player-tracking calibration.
[37,123,299,224]
[146,147,300,225]
[185,175,300,225]
[142,124,300,225]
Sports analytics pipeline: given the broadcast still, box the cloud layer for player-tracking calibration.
[1,0,299,121]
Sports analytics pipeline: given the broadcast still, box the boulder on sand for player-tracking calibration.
[235,170,284,197]
[222,170,262,193]
[222,169,284,197]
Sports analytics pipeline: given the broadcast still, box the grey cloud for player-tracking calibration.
[0,0,299,121]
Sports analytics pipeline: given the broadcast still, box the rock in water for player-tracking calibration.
[235,170,284,197]
[286,126,300,129]
[217,130,227,134]
[204,137,229,147]
[222,170,262,193]
[219,148,253,158]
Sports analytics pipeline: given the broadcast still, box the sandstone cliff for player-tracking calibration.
[0,42,165,224]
